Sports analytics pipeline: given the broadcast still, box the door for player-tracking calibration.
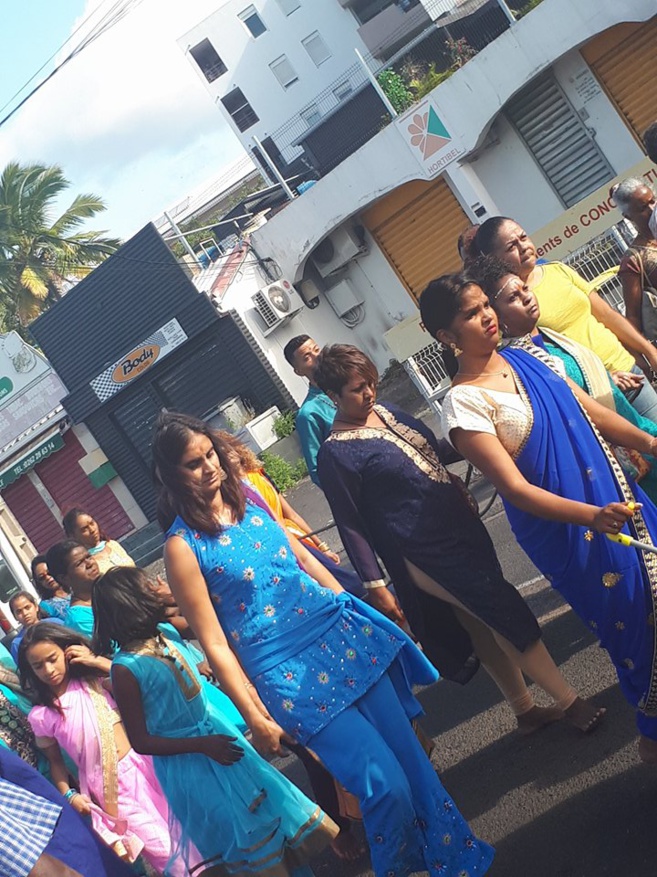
[581,17,657,146]
[362,177,469,303]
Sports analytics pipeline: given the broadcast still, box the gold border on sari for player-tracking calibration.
[124,634,202,702]
[86,679,120,817]
[519,360,657,716]
[511,343,657,714]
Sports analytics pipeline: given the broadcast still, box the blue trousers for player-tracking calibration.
[630,364,657,422]
[307,668,494,877]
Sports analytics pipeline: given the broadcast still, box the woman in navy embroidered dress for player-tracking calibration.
[153,410,494,877]
[314,344,600,734]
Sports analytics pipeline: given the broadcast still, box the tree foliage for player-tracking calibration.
[0,162,120,334]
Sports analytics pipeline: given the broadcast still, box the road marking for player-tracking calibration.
[517,574,547,591]
[536,603,571,625]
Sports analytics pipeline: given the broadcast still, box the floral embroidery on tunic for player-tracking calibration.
[602,572,622,588]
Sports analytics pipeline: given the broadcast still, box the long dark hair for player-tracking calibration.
[18,623,100,713]
[152,410,247,533]
[93,566,167,656]
[62,508,108,542]
[31,554,70,600]
[419,273,482,377]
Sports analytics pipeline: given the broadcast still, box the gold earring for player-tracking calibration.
[450,342,463,357]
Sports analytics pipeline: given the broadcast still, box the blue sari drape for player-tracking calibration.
[500,347,657,730]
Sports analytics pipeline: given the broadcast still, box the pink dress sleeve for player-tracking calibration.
[28,705,59,748]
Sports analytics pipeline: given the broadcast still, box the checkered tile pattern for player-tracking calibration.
[0,777,62,877]
[91,328,168,402]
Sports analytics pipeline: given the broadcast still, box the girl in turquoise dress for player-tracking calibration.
[93,565,338,877]
[152,410,495,877]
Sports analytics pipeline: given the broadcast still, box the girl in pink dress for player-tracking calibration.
[18,622,187,876]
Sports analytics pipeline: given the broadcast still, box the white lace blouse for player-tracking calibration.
[441,385,533,459]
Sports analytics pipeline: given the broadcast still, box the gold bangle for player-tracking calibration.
[317,541,329,552]
[244,681,254,690]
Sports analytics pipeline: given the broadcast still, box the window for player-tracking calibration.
[300,104,322,128]
[270,55,299,89]
[302,32,331,67]
[220,88,259,132]
[275,0,300,14]
[333,81,353,102]
[238,5,267,38]
[189,39,227,83]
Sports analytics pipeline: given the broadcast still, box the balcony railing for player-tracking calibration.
[260,0,544,182]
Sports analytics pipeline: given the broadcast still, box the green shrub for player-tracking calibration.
[408,63,455,100]
[272,410,296,440]
[261,453,308,492]
[377,70,414,114]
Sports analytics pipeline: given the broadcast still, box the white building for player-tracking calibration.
[249,0,657,382]
[178,1,369,172]
[177,0,657,409]
[177,0,465,179]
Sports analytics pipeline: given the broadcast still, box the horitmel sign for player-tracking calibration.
[91,319,188,402]
[397,98,465,179]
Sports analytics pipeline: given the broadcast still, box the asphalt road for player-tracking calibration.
[283,472,657,877]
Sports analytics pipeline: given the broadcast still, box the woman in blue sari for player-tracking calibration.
[474,256,657,502]
[420,273,657,764]
[153,410,494,877]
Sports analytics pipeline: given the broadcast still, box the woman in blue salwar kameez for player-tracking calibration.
[152,410,494,877]
[420,272,657,764]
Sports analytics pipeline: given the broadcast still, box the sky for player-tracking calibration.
[0,0,246,239]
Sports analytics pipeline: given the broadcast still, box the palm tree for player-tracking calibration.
[0,161,121,334]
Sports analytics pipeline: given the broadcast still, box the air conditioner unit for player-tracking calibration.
[252,279,304,335]
[312,225,366,278]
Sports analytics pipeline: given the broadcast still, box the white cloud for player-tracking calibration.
[0,0,245,238]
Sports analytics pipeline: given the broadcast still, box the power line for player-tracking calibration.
[0,0,115,117]
[0,0,146,130]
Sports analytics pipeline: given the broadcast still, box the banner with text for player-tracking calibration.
[91,319,188,403]
[531,157,657,261]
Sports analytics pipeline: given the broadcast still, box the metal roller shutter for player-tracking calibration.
[3,477,62,554]
[361,177,468,303]
[505,71,614,208]
[35,431,133,540]
[581,18,657,145]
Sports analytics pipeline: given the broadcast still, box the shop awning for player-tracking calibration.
[0,430,64,491]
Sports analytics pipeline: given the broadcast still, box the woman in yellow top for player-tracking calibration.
[62,509,135,575]
[474,216,657,422]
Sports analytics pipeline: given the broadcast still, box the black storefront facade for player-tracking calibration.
[30,224,293,522]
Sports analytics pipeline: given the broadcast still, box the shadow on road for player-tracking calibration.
[490,761,657,876]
